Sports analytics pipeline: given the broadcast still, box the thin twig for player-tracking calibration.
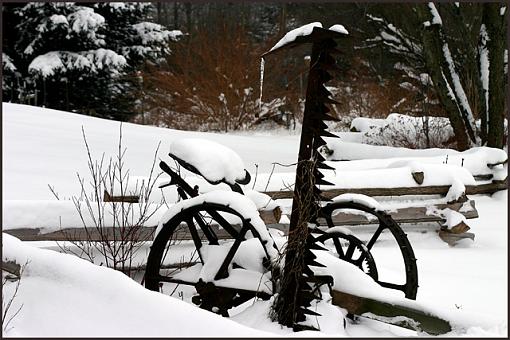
[2,261,28,332]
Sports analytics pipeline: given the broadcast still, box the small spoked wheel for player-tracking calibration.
[315,231,378,281]
[144,201,276,315]
[320,201,418,299]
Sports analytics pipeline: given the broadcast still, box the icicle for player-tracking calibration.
[259,57,265,111]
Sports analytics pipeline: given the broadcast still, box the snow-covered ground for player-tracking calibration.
[2,103,508,337]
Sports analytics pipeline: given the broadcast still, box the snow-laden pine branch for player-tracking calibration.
[2,53,17,72]
[28,49,127,78]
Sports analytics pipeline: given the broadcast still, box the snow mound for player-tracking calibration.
[324,140,507,179]
[426,206,467,229]
[243,189,279,211]
[172,241,273,294]
[322,163,475,190]
[1,233,272,337]
[312,249,505,336]
[169,138,249,185]
[2,199,166,232]
[329,193,382,211]
[350,117,386,132]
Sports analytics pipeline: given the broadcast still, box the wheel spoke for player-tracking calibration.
[332,236,345,258]
[205,208,241,239]
[325,216,335,229]
[318,232,379,283]
[377,280,405,292]
[214,222,250,280]
[316,202,418,300]
[150,275,195,286]
[194,213,219,245]
[357,252,366,265]
[186,218,204,263]
[366,224,385,250]
[345,241,356,260]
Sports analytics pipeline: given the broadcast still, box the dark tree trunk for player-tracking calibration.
[185,3,192,33]
[484,3,507,149]
[450,3,488,145]
[279,4,287,34]
[173,2,179,29]
[416,4,473,151]
[156,2,162,24]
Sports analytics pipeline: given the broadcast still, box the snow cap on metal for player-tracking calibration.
[261,24,348,58]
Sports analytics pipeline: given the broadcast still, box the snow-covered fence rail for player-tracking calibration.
[4,221,286,243]
[4,200,477,242]
[320,200,478,225]
[263,178,507,200]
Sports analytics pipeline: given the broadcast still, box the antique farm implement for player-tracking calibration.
[144,26,450,334]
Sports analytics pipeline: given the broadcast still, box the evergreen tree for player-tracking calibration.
[2,2,182,121]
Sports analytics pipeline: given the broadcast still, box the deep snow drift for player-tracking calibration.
[2,103,508,337]
[2,233,273,337]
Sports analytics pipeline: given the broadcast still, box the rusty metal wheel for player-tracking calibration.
[315,231,379,281]
[144,202,276,315]
[320,201,418,299]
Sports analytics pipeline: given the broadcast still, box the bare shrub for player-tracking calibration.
[362,113,456,149]
[53,124,164,277]
[2,261,27,334]
[326,57,447,133]
[137,21,303,131]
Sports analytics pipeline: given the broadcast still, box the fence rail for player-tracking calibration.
[4,200,478,242]
[263,179,507,200]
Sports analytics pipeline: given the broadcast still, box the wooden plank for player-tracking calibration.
[321,201,478,226]
[4,227,154,242]
[2,260,21,278]
[438,231,475,246]
[331,290,452,335]
[4,201,478,242]
[264,179,507,200]
[3,225,233,242]
[466,179,507,194]
[487,159,508,168]
[101,179,506,203]
[103,190,139,203]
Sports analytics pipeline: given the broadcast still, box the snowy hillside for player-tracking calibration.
[2,103,302,200]
[2,103,508,337]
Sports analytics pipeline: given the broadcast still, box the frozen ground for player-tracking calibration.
[2,103,508,337]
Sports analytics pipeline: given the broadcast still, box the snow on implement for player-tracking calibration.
[144,24,451,335]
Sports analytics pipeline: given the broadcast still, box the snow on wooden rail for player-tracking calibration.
[263,179,507,200]
[4,200,478,242]
[323,142,507,180]
[100,166,507,205]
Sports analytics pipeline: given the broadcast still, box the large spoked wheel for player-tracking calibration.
[144,202,276,316]
[320,201,418,299]
[315,231,378,281]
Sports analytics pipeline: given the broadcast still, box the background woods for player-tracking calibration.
[2,2,507,149]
